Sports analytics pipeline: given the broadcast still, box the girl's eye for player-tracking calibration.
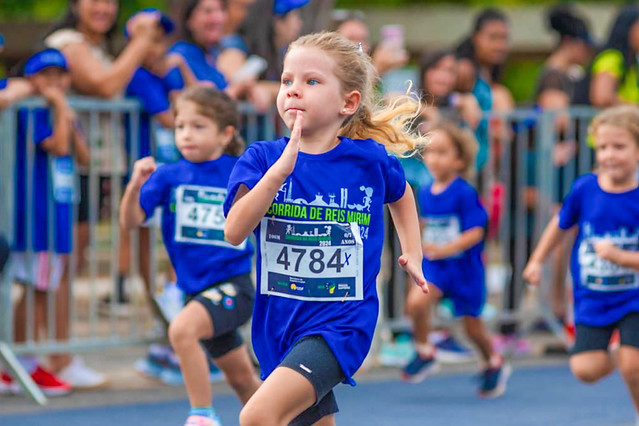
[282,79,292,86]
[308,79,319,85]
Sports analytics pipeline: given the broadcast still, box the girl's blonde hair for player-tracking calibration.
[429,120,478,180]
[287,31,426,155]
[174,86,246,156]
[588,105,639,147]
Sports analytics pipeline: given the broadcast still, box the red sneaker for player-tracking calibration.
[0,367,72,396]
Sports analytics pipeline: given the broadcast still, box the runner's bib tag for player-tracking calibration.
[51,156,76,204]
[260,217,364,301]
[175,185,246,249]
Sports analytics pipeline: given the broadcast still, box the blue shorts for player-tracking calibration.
[430,278,485,318]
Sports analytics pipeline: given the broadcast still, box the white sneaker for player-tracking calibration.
[56,357,107,390]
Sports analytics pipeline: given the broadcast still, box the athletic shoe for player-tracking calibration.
[435,335,475,363]
[401,354,440,383]
[0,366,72,396]
[478,362,512,398]
[378,334,414,367]
[184,414,222,426]
[56,356,107,390]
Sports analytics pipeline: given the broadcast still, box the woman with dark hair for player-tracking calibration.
[454,8,512,172]
[44,0,158,98]
[537,5,594,110]
[419,50,480,132]
[590,5,639,107]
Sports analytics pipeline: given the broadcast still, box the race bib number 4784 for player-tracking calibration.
[260,218,364,301]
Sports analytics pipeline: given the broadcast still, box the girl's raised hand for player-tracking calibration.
[398,254,429,294]
[275,111,303,178]
[131,156,156,188]
[522,260,542,286]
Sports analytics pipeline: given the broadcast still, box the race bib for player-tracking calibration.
[175,185,246,249]
[260,217,364,301]
[422,215,461,245]
[51,156,76,204]
[578,238,639,291]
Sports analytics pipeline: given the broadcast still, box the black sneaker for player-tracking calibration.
[401,353,440,383]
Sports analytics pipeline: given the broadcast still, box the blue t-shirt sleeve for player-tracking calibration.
[459,184,488,231]
[0,78,7,90]
[223,144,268,216]
[558,177,584,230]
[127,69,171,116]
[163,67,185,92]
[33,109,53,147]
[383,152,407,204]
[139,168,169,219]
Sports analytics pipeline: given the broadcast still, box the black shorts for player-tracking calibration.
[572,312,639,355]
[187,274,255,359]
[280,336,345,426]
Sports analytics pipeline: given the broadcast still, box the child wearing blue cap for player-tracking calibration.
[1,48,95,396]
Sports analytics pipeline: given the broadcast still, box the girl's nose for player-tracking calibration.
[287,84,300,98]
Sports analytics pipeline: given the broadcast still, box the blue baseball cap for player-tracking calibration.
[273,0,310,16]
[124,8,175,38]
[24,48,68,76]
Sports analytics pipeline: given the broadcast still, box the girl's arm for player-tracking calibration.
[522,215,568,285]
[590,72,620,108]
[71,119,90,167]
[594,241,639,271]
[225,112,303,245]
[388,184,429,293]
[0,78,34,110]
[423,227,484,260]
[120,157,156,229]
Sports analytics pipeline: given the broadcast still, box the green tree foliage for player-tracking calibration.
[0,0,168,21]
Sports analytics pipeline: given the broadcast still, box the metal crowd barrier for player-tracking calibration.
[0,96,278,404]
[378,106,600,356]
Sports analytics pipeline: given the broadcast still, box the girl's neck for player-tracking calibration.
[431,174,458,194]
[299,135,341,155]
[597,172,639,193]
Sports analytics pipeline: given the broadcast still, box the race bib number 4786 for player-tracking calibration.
[260,218,364,301]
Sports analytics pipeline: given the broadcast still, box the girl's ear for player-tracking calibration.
[340,90,361,117]
[222,125,235,147]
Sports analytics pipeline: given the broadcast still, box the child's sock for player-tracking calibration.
[415,342,436,359]
[488,353,503,369]
[188,407,217,420]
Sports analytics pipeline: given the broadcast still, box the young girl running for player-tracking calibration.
[401,121,510,397]
[223,32,428,426]
[120,86,260,426]
[524,105,639,424]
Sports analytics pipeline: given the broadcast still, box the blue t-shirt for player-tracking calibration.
[14,108,73,254]
[220,34,249,55]
[0,78,7,90]
[558,173,639,327]
[224,136,407,385]
[169,41,228,90]
[125,67,183,161]
[139,157,253,295]
[418,177,486,291]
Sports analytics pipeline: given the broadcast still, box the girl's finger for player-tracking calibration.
[291,111,303,144]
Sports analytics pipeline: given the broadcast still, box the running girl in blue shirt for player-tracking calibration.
[524,105,639,424]
[401,121,510,398]
[120,87,260,426]
[224,32,428,426]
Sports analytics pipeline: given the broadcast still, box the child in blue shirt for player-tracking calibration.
[120,86,260,426]
[224,32,428,426]
[524,105,639,424]
[401,120,510,398]
[3,48,92,395]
